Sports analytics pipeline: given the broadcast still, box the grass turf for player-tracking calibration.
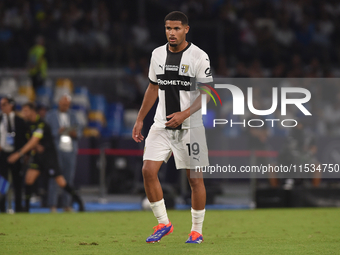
[0,208,339,255]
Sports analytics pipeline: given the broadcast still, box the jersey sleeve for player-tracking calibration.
[148,53,158,85]
[32,122,45,139]
[195,53,213,84]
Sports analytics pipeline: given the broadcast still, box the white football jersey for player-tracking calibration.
[148,42,213,129]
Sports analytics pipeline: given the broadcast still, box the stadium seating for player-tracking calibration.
[0,76,112,137]
[72,86,90,127]
[56,78,74,92]
[90,94,107,112]
[18,83,36,102]
[104,103,124,137]
[0,77,18,96]
[36,86,53,107]
[88,111,106,130]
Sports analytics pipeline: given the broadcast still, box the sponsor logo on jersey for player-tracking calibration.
[165,65,179,71]
[157,79,192,86]
[205,67,212,77]
[181,64,189,73]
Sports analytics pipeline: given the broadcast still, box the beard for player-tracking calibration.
[169,43,178,47]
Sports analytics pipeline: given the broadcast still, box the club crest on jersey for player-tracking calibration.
[181,64,189,74]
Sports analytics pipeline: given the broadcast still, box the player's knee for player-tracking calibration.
[142,165,158,181]
[25,176,34,185]
[188,177,204,190]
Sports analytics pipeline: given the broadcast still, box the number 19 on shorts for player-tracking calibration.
[186,142,200,156]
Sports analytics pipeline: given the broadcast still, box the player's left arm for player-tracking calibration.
[165,53,212,128]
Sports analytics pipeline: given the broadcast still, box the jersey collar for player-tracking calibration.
[167,42,191,54]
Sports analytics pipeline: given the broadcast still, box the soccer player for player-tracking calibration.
[8,102,85,212]
[132,11,212,244]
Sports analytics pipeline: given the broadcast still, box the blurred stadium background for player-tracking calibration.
[1,0,340,213]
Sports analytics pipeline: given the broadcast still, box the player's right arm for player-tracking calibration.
[7,136,41,163]
[7,125,44,163]
[132,82,159,143]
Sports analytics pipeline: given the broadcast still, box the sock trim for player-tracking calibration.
[150,198,164,208]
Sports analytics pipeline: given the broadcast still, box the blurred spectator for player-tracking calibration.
[93,1,110,31]
[0,20,13,66]
[58,20,78,45]
[295,21,313,47]
[275,18,295,48]
[313,24,330,47]
[245,99,272,184]
[322,92,340,136]
[0,0,338,75]
[287,54,304,77]
[248,60,264,78]
[68,2,83,25]
[136,61,149,94]
[46,94,83,212]
[132,19,155,52]
[0,96,28,212]
[215,56,229,77]
[180,0,203,20]
[271,62,287,78]
[37,104,49,120]
[234,62,249,78]
[305,58,321,77]
[28,35,47,91]
[276,123,321,188]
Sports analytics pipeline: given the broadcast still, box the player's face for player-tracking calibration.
[22,106,34,122]
[165,20,189,48]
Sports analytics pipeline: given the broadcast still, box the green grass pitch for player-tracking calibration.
[1,208,339,254]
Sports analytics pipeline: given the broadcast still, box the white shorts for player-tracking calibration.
[143,125,209,169]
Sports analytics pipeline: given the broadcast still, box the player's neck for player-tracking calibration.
[32,113,39,122]
[168,41,188,53]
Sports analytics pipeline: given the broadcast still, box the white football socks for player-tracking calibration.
[150,198,169,225]
[191,208,206,234]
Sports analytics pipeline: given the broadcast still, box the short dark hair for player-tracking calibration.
[164,11,188,25]
[2,95,15,110]
[22,102,37,111]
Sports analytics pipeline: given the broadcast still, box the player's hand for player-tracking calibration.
[8,152,20,164]
[69,130,77,138]
[132,120,144,143]
[59,127,66,134]
[165,111,189,128]
[23,155,30,164]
